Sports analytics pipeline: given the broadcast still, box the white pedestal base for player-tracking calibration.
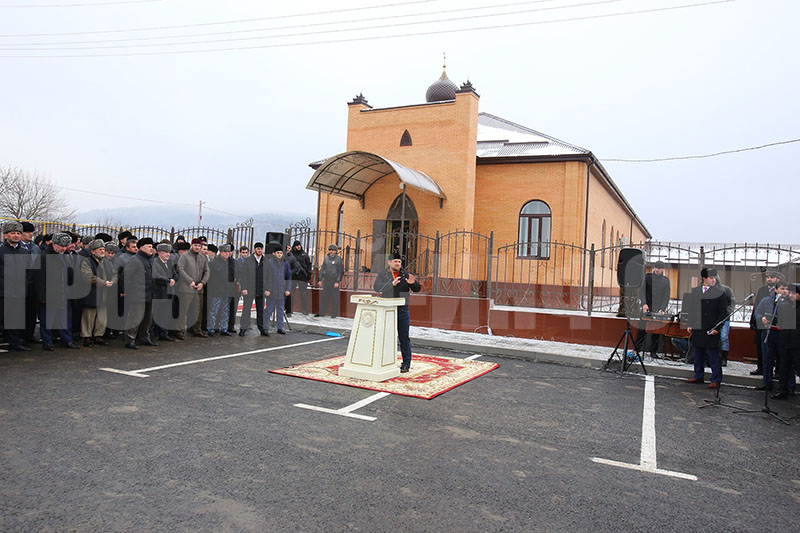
[338,294,405,382]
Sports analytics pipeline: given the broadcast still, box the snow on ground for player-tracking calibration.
[284,312,756,378]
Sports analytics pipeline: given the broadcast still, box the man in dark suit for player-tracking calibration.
[773,283,800,399]
[749,270,782,375]
[238,242,269,336]
[685,268,729,388]
[373,252,421,373]
[636,260,671,356]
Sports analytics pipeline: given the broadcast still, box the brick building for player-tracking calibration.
[307,67,650,285]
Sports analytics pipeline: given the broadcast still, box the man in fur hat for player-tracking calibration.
[264,242,290,335]
[0,220,32,351]
[290,240,312,316]
[33,232,81,351]
[685,268,729,388]
[176,237,209,338]
[78,239,116,346]
[151,242,178,342]
[207,244,237,336]
[120,237,157,349]
[315,244,343,318]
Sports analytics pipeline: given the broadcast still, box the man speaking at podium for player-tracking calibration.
[373,252,421,373]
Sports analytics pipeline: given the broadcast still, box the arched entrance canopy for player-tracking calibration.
[306,151,446,201]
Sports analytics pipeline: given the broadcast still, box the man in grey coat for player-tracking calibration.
[176,238,209,338]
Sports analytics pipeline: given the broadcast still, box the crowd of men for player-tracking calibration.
[636,260,800,397]
[0,220,315,351]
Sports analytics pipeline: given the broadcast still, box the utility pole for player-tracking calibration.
[198,200,204,227]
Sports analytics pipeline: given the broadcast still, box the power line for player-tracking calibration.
[0,0,628,51]
[601,138,800,163]
[0,0,739,57]
[0,0,161,7]
[0,0,436,36]
[0,0,567,47]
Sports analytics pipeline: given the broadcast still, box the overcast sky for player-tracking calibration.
[0,0,797,244]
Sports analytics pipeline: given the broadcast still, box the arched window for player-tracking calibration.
[336,202,344,246]
[400,129,412,147]
[517,200,551,258]
[601,220,606,268]
[610,225,615,270]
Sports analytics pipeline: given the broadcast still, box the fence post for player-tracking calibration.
[170,227,175,243]
[699,246,705,269]
[432,231,440,295]
[486,231,494,300]
[353,230,361,292]
[587,244,595,316]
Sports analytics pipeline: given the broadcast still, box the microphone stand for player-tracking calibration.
[700,294,754,411]
[733,294,790,424]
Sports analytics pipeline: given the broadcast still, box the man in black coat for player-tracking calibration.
[636,260,671,356]
[151,243,178,342]
[33,233,81,351]
[748,270,782,376]
[773,283,800,399]
[120,238,157,349]
[685,268,729,388]
[238,242,269,336]
[290,240,312,315]
[0,221,32,351]
[373,252,422,373]
[316,244,343,318]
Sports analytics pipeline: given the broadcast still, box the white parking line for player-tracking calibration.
[591,375,698,481]
[295,392,390,422]
[465,354,483,361]
[99,337,343,378]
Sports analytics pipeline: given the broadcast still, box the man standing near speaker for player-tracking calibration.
[685,268,729,388]
[637,260,671,356]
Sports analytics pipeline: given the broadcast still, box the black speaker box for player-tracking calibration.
[617,248,646,288]
[265,232,287,249]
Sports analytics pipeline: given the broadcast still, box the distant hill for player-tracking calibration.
[73,206,314,242]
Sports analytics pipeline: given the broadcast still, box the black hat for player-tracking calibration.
[389,252,402,261]
[292,240,301,247]
[118,230,132,241]
[68,232,80,243]
[207,244,218,253]
[176,242,191,251]
[198,235,208,243]
[253,242,264,249]
[653,260,666,269]
[176,235,186,242]
[34,235,44,245]
[700,267,718,278]
[137,237,154,247]
[42,234,53,242]
[21,221,35,232]
[790,283,800,294]
[95,232,113,242]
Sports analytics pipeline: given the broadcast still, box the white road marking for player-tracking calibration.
[99,337,343,377]
[591,375,698,481]
[295,392,391,422]
[465,354,483,360]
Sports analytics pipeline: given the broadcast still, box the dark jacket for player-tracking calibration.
[240,255,269,294]
[686,284,728,348]
[290,247,312,282]
[120,251,154,304]
[208,255,238,298]
[152,256,178,300]
[265,256,290,299]
[755,294,783,331]
[319,253,343,284]
[373,268,421,306]
[639,272,670,313]
[0,240,31,300]
[32,244,70,307]
[750,284,774,329]
[778,298,800,349]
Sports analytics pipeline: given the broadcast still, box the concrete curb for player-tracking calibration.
[288,322,764,388]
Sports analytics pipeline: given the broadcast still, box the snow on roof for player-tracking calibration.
[477,113,589,159]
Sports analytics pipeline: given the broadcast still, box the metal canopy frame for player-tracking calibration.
[306,151,446,201]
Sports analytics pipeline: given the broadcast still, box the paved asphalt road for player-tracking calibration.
[2,331,799,532]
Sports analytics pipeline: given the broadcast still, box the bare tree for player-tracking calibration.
[0,166,75,221]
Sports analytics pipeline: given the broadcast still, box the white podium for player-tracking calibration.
[338,294,405,382]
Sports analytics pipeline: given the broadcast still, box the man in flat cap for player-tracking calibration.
[0,220,32,351]
[78,239,116,346]
[315,243,343,318]
[374,252,422,373]
[749,270,783,376]
[32,232,81,351]
[176,237,209,338]
[238,242,269,336]
[19,221,40,343]
[685,268,729,388]
[120,237,157,349]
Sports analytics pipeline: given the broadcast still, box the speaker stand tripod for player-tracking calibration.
[733,384,789,425]
[605,320,647,376]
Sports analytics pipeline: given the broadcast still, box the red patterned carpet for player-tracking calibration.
[269,354,498,399]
